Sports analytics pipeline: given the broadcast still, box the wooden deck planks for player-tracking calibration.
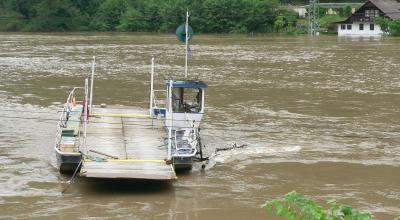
[80,106,176,180]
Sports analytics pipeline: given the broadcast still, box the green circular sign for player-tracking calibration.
[176,24,194,42]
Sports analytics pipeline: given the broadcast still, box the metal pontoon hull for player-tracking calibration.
[56,151,81,173]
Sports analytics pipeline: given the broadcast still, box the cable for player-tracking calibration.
[0,114,397,139]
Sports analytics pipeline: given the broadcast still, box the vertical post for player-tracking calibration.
[308,0,319,36]
[201,89,205,113]
[149,57,155,116]
[185,10,189,78]
[89,56,96,113]
[167,80,173,160]
[84,78,89,150]
[308,0,313,36]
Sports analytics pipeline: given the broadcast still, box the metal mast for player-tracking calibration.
[185,10,189,78]
[308,0,319,36]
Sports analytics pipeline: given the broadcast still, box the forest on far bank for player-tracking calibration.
[0,0,363,33]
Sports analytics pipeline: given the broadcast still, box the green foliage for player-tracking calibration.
[0,0,289,33]
[375,17,400,36]
[388,19,400,36]
[318,7,327,17]
[374,17,389,33]
[274,16,285,32]
[338,4,352,17]
[318,15,345,30]
[90,0,128,31]
[263,191,372,220]
[26,0,86,31]
[116,7,143,32]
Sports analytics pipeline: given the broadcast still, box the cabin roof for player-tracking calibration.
[166,79,208,89]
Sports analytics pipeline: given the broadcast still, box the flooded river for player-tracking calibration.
[0,33,399,219]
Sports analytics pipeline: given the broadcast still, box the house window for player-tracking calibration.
[365,10,370,17]
[370,23,374,30]
[347,24,352,30]
[359,23,364,30]
[341,24,346,30]
[375,10,380,17]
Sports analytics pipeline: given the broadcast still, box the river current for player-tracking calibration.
[0,33,399,219]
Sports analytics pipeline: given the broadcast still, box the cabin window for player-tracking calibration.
[374,10,380,17]
[370,23,374,30]
[347,24,352,30]
[365,10,370,17]
[359,23,364,30]
[341,24,346,30]
[172,87,202,113]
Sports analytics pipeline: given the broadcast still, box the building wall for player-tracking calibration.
[293,7,306,18]
[337,22,383,36]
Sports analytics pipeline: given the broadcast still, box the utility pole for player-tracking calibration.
[308,0,319,36]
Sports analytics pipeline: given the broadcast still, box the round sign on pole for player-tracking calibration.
[176,24,194,43]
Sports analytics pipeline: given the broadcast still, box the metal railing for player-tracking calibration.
[152,90,166,109]
[54,87,84,154]
[170,113,199,157]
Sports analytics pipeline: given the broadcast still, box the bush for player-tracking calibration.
[388,19,400,36]
[263,191,372,220]
[375,17,400,36]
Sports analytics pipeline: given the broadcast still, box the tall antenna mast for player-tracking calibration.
[185,10,189,78]
[308,0,319,36]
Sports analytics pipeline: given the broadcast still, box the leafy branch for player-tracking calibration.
[263,191,372,220]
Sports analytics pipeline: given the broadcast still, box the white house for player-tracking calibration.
[337,0,400,36]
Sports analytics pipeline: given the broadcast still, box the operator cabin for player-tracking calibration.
[337,0,400,36]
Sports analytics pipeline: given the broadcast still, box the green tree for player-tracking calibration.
[117,7,143,31]
[388,19,400,36]
[274,15,285,32]
[243,0,279,33]
[284,9,298,28]
[375,17,390,34]
[0,0,296,33]
[26,0,85,31]
[339,4,352,17]
[90,0,128,31]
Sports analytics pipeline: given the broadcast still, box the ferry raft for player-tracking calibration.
[55,59,207,180]
[54,12,207,181]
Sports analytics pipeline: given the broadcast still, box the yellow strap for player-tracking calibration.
[90,113,151,118]
[83,158,177,179]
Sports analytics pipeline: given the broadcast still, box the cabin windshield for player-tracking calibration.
[172,87,202,113]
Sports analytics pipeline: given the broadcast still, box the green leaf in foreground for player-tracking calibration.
[263,191,372,220]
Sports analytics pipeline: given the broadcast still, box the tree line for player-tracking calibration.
[0,0,296,33]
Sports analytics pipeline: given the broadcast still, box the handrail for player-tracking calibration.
[152,89,166,109]
[54,87,84,152]
[169,113,200,157]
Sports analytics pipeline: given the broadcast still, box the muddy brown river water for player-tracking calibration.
[0,33,399,219]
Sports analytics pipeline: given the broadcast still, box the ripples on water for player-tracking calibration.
[0,33,399,219]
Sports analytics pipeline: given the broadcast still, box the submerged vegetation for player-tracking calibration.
[263,191,372,220]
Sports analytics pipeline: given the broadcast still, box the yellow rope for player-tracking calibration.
[90,113,151,118]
